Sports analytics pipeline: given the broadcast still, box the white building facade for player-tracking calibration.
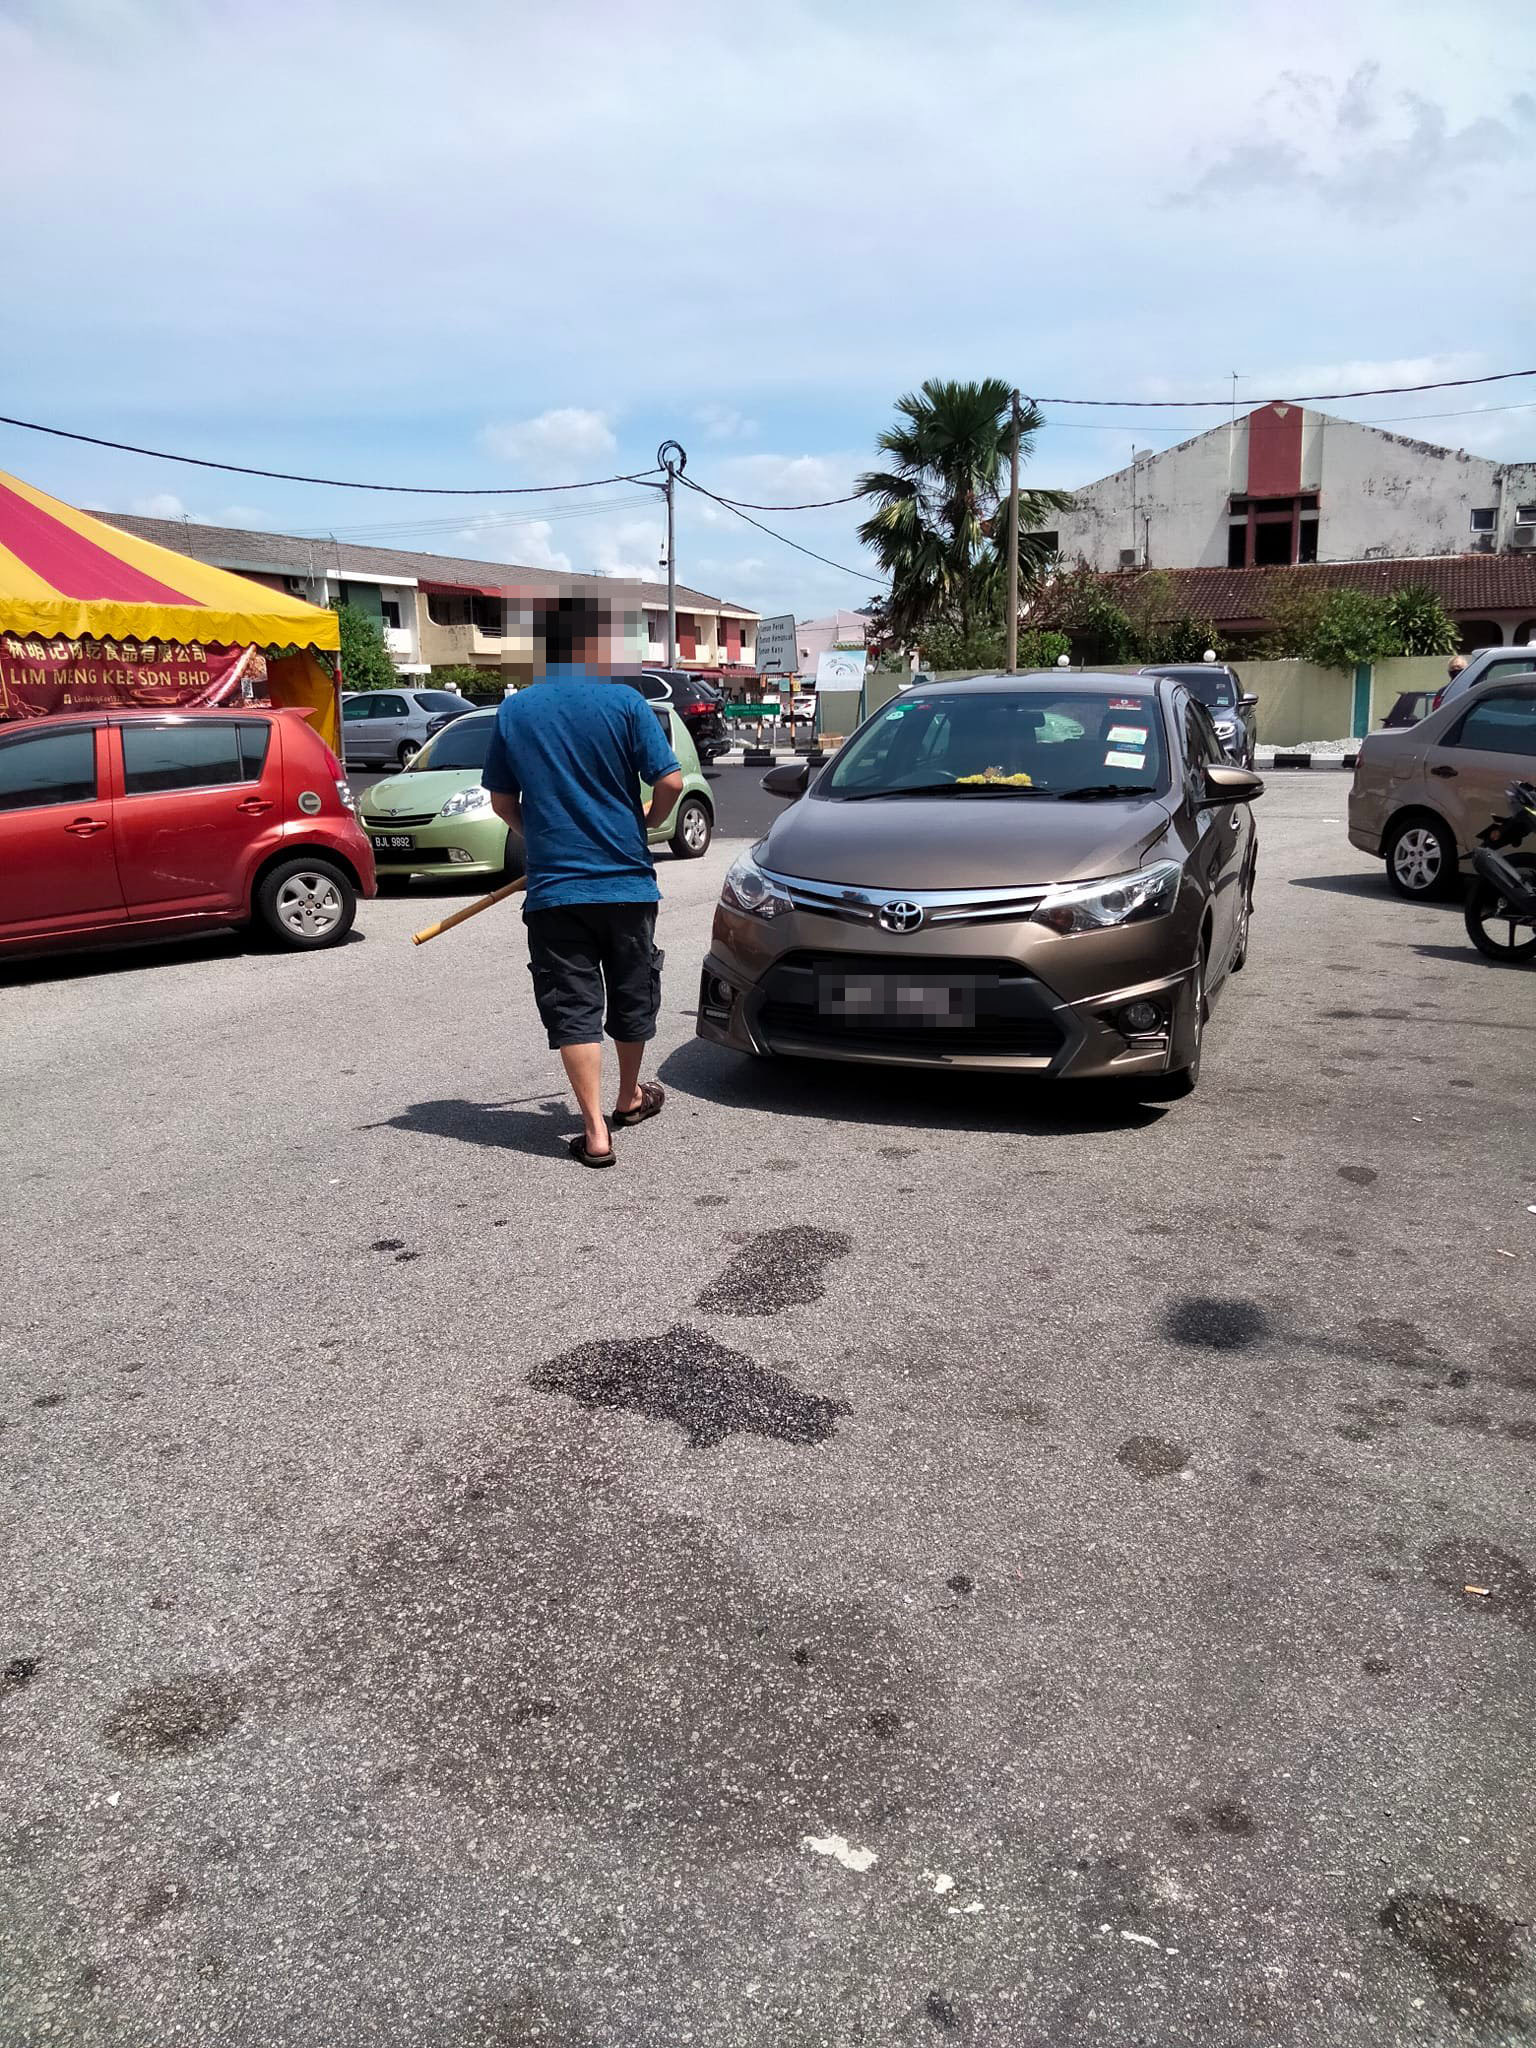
[1042,405,1536,575]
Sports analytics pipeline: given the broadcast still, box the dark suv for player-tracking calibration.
[1140,663,1257,767]
[616,668,727,763]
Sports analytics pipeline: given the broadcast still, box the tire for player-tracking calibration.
[500,827,526,882]
[1464,859,1536,963]
[398,739,422,767]
[255,856,357,950]
[1230,861,1253,972]
[1385,813,1456,899]
[1145,952,1204,1100]
[670,796,713,859]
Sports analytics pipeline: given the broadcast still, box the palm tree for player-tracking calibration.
[855,379,1067,642]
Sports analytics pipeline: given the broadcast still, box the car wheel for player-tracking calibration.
[1464,859,1536,963]
[1385,814,1455,898]
[398,739,422,767]
[670,796,713,859]
[501,827,526,883]
[256,857,357,949]
[1231,864,1253,971]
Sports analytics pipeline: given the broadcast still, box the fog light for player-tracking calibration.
[709,975,733,1005]
[448,848,474,864]
[1119,999,1164,1035]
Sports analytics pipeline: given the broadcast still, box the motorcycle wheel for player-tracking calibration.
[1464,857,1536,963]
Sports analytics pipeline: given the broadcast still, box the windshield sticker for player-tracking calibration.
[882,705,908,718]
[1104,749,1146,770]
[1107,724,1148,745]
[1109,696,1145,710]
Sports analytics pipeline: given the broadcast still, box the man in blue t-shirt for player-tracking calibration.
[483,596,683,1168]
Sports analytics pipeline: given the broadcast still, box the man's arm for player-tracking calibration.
[643,770,684,830]
[488,789,522,832]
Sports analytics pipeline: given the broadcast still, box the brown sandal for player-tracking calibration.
[611,1082,665,1129]
[568,1135,616,1168]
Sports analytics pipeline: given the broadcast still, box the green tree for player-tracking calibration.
[331,601,398,693]
[855,379,1068,642]
[1384,584,1459,656]
[1305,589,1395,671]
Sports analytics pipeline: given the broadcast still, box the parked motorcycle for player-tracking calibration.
[1464,779,1536,964]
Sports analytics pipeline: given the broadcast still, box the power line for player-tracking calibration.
[676,472,885,584]
[1033,367,1536,407]
[1040,398,1536,437]
[0,412,660,496]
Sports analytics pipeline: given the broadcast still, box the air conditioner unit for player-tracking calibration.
[284,575,307,592]
[1512,526,1536,550]
[1119,547,1143,569]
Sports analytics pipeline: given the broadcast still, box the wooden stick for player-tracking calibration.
[410,874,526,946]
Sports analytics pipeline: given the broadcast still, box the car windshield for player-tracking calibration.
[1157,668,1237,710]
[413,714,494,771]
[823,689,1167,799]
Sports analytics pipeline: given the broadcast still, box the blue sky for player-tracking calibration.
[1,0,1531,617]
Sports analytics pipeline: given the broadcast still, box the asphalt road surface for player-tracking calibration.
[4,776,1536,2047]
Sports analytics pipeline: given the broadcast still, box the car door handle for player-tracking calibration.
[64,816,107,837]
[237,797,274,814]
[1430,763,1458,778]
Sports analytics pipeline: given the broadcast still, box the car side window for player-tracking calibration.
[0,728,97,812]
[342,697,371,721]
[641,677,669,700]
[121,722,248,795]
[374,694,408,718]
[1183,702,1220,792]
[1447,693,1536,758]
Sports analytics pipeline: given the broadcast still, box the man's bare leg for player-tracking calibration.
[613,1039,647,1117]
[559,1041,610,1157]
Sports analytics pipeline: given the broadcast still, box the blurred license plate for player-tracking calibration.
[371,833,414,852]
[818,974,974,1027]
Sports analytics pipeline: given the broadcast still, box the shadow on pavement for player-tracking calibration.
[1288,871,1410,902]
[0,927,363,986]
[656,1035,1168,1135]
[363,1094,574,1157]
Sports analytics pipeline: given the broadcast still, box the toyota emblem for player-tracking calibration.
[878,899,924,934]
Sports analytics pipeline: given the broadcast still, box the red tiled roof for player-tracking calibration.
[1124,555,1536,625]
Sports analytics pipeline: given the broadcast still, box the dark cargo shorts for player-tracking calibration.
[524,902,664,1049]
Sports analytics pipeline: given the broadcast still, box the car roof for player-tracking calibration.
[904,671,1170,697]
[0,705,298,729]
[1139,662,1237,677]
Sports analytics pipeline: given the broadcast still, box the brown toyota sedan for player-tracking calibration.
[696,674,1263,1095]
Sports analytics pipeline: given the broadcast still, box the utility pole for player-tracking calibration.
[1005,389,1021,673]
[657,440,686,667]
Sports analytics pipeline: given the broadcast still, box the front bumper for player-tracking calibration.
[696,890,1203,1080]
[358,808,508,877]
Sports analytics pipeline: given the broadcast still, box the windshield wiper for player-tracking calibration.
[837,781,1048,801]
[1055,783,1154,801]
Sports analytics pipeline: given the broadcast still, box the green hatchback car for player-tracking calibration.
[358,702,714,885]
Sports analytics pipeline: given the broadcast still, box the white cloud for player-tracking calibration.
[456,515,571,573]
[694,403,757,440]
[479,408,618,480]
[131,491,187,519]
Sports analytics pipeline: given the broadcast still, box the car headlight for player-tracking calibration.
[721,848,794,920]
[1214,718,1238,737]
[439,787,492,818]
[1032,860,1181,936]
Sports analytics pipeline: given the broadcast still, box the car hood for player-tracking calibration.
[360,768,480,815]
[762,792,1173,888]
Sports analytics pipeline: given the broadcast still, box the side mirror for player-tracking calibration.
[1238,693,1258,708]
[1201,763,1264,805]
[762,761,809,799]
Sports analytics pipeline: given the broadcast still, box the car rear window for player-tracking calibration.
[121,721,250,794]
[416,691,469,711]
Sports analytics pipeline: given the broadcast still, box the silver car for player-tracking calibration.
[341,687,475,768]
[1434,645,1536,716]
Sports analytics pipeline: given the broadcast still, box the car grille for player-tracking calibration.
[770,870,1049,929]
[366,812,437,828]
[756,952,1064,1060]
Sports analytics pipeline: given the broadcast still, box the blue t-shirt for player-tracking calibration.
[481,667,681,913]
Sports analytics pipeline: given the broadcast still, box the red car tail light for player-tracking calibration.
[681,700,715,717]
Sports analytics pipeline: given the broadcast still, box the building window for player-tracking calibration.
[1518,503,1536,525]
[647,614,660,643]
[426,591,466,626]
[1299,492,1319,510]
[1228,523,1248,568]
[380,598,401,630]
[1298,518,1319,564]
[1470,508,1498,532]
[1254,520,1293,567]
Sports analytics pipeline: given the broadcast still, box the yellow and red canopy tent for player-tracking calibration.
[0,468,343,749]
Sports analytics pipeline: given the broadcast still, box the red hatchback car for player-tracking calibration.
[0,707,376,956]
